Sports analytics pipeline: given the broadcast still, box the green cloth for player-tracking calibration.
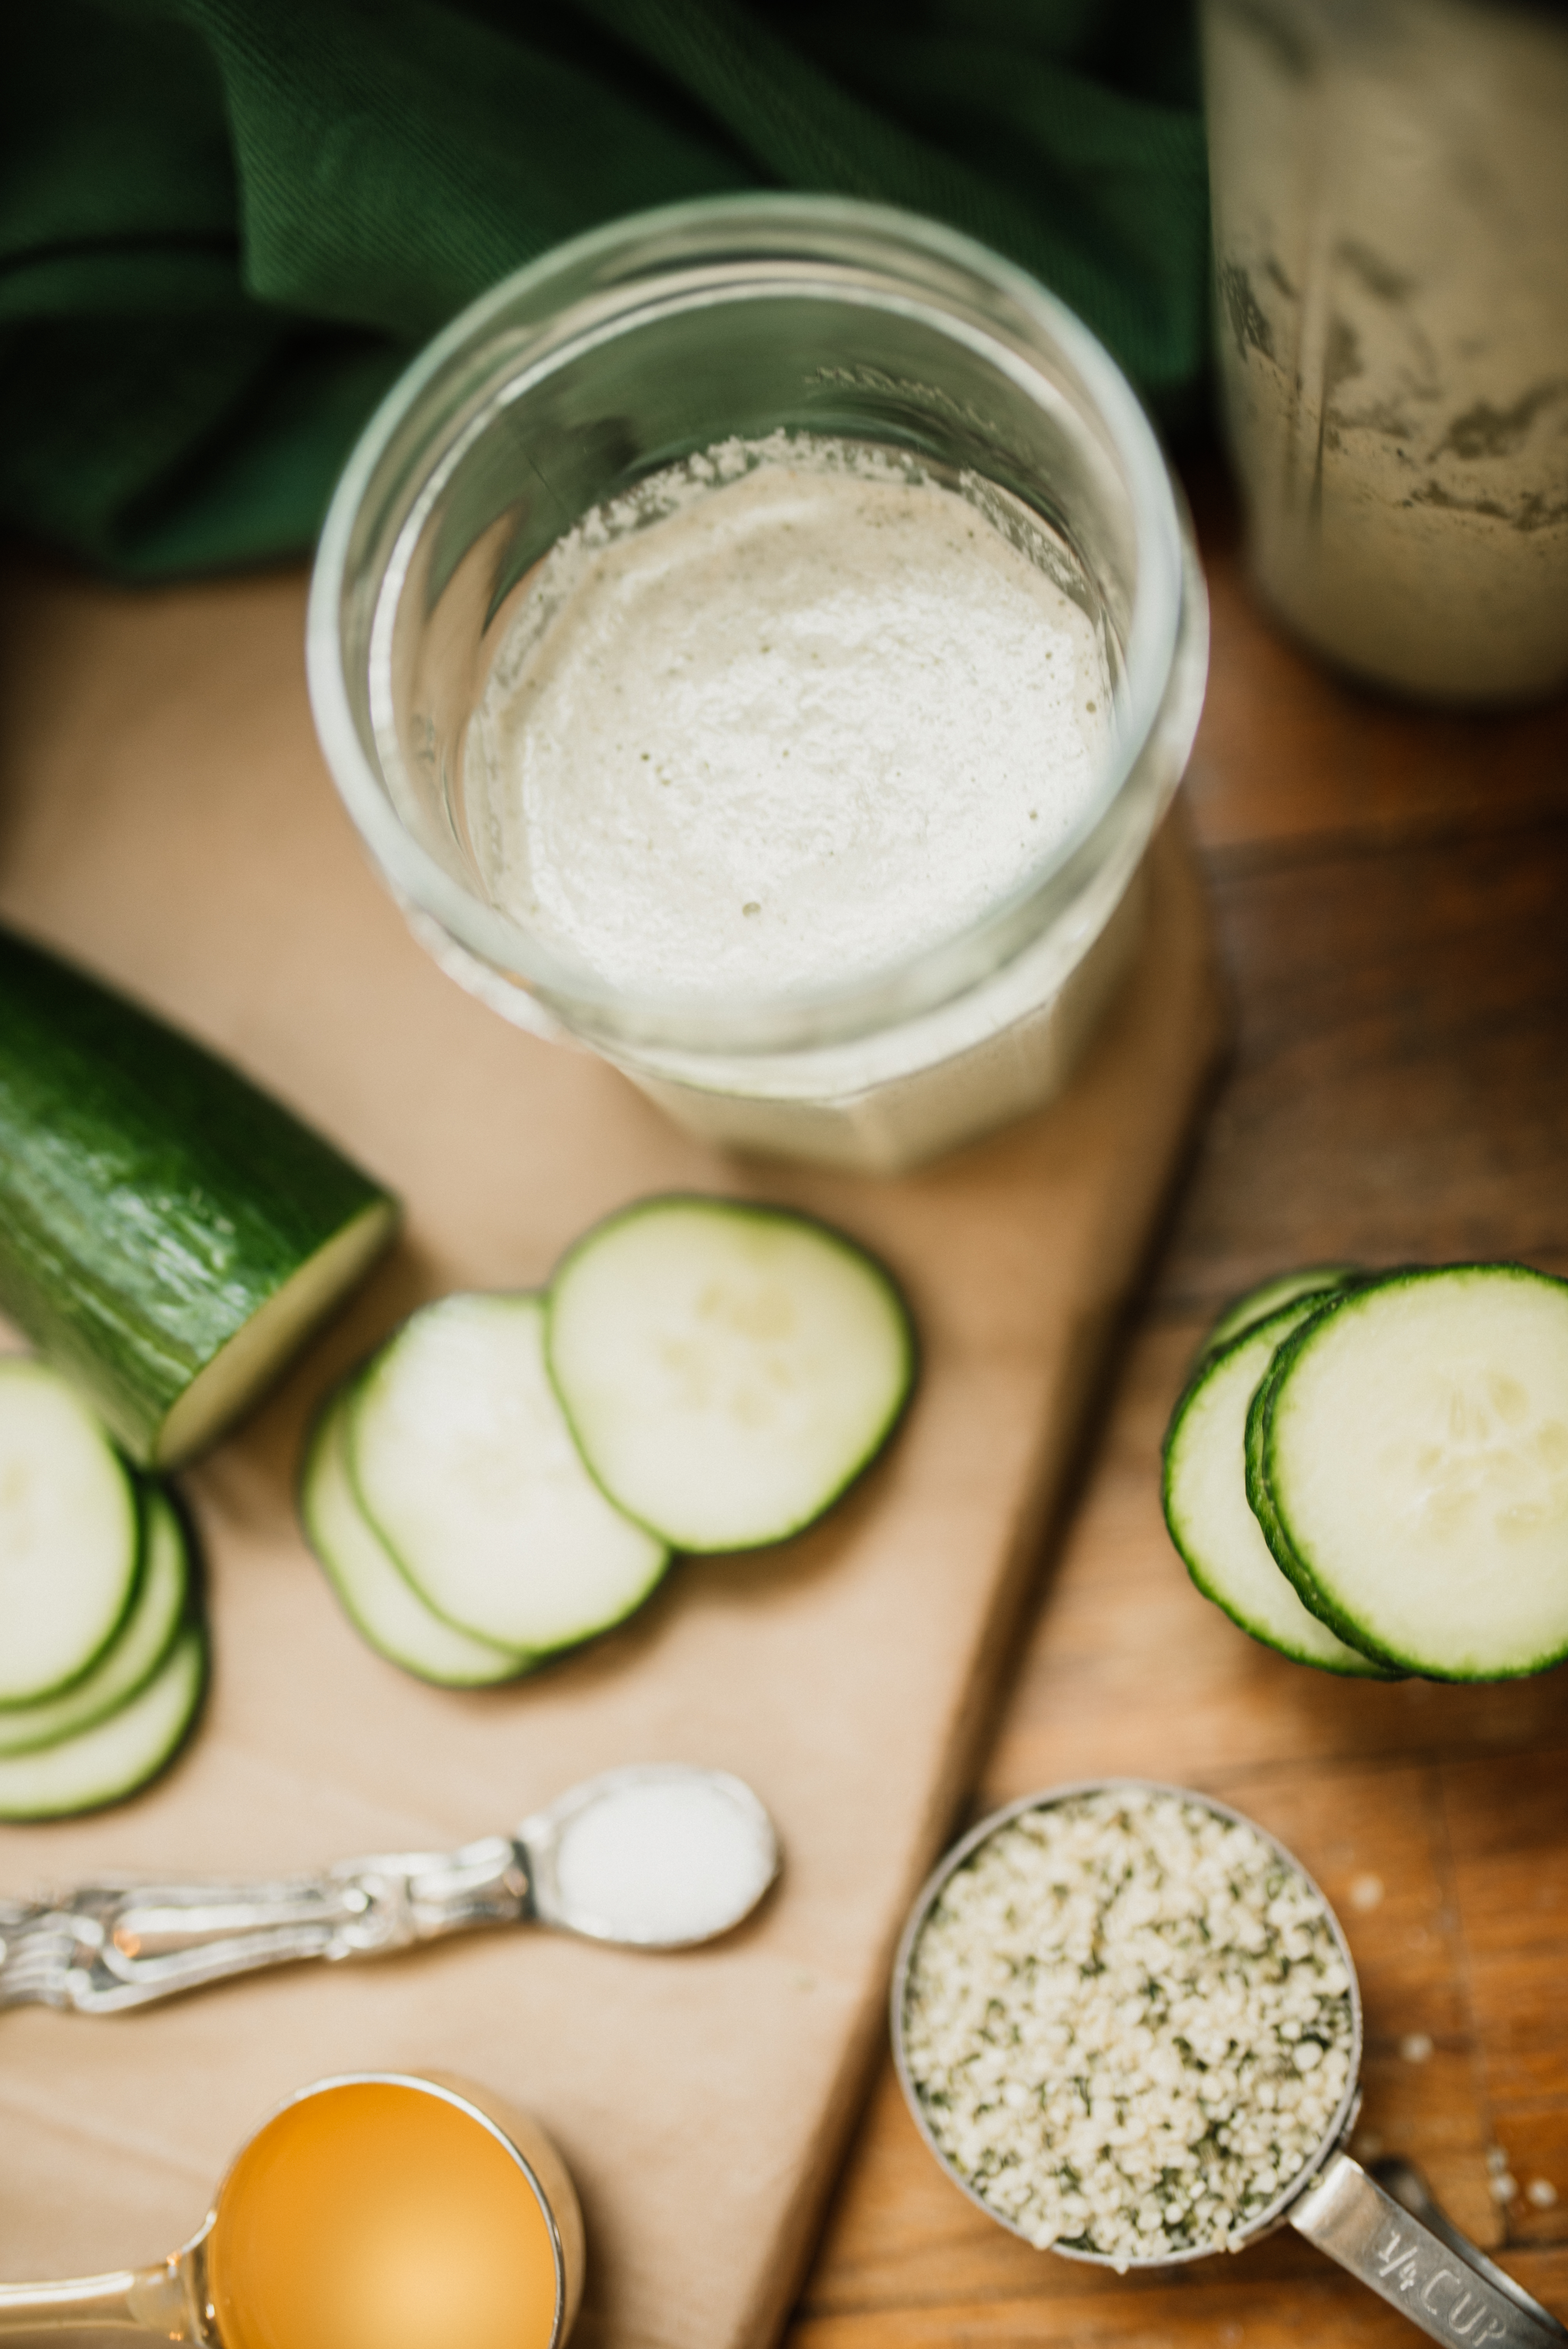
[2,0,1207,577]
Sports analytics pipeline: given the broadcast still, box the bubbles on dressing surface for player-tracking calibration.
[464,438,1114,998]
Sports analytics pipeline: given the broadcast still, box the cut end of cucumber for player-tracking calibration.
[154,1196,399,1467]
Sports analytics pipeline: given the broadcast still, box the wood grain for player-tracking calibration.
[0,557,1221,2349]
[782,455,1568,2349]
[2,430,1564,2349]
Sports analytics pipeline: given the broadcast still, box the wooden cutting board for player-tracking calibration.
[0,560,1223,2349]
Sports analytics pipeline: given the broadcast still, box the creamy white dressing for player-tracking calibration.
[465,445,1111,998]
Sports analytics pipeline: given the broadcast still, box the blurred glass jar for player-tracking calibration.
[308,196,1206,1172]
[1204,0,1568,707]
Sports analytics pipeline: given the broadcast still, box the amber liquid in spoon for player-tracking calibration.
[205,2081,561,2349]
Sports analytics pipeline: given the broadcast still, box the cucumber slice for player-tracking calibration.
[1253,1265,1568,1680]
[546,1198,916,1552]
[1164,1299,1396,1675]
[348,1294,671,1653]
[0,1623,207,1821]
[0,1486,190,1754]
[0,924,399,1467]
[0,1359,140,1704]
[301,1388,529,1686]
[1201,1266,1360,1359]
[1240,1345,1379,1655]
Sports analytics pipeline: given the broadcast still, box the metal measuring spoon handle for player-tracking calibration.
[0,1834,529,2015]
[0,1764,780,2015]
[0,2254,200,2342]
[1291,2150,1568,2349]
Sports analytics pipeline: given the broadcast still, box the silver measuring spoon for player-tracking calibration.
[0,2071,583,2346]
[892,1779,1566,2349]
[0,1763,779,2016]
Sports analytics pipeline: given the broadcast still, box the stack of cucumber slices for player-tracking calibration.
[1164,1262,1568,1681]
[302,1198,916,1686]
[0,1359,206,1819]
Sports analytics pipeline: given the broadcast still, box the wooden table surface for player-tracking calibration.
[782,451,1568,2349]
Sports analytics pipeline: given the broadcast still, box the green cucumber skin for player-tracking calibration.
[0,1357,144,1706]
[342,1299,674,1660]
[1200,1267,1361,1362]
[0,1485,191,1753]
[545,1193,919,1555]
[1243,1294,1406,1672]
[0,1621,208,1822]
[298,1380,533,1689]
[1258,1262,1568,1682]
[0,926,397,1463]
[1161,1299,1398,1678]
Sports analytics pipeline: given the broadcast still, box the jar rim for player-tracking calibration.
[307,192,1201,1059]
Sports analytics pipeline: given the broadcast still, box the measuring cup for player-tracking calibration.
[892,1780,1566,2349]
[0,2071,584,2349]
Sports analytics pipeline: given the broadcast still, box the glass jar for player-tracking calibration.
[1204,0,1568,706]
[307,196,1206,1172]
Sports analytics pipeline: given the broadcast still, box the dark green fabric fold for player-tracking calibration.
[2,0,1206,577]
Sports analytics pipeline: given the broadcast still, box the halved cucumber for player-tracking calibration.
[348,1294,672,1653]
[0,924,399,1467]
[301,1388,528,1686]
[546,1198,916,1552]
[0,1623,207,1821]
[0,1485,191,1755]
[1164,1299,1395,1676]
[1201,1266,1360,1359]
[0,1358,140,1704]
[1251,1265,1568,1680]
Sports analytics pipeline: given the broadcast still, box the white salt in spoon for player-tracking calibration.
[893,1779,1565,2349]
[0,1763,780,2015]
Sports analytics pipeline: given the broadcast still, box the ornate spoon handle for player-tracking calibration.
[0,1835,530,2015]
